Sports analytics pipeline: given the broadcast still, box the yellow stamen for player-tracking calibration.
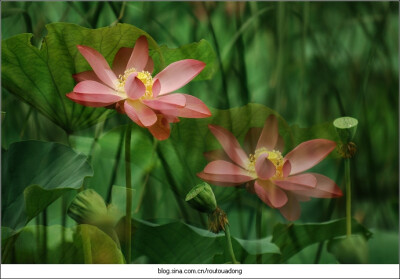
[247,147,284,179]
[116,68,153,99]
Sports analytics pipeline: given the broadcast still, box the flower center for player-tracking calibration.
[247,147,284,179]
[116,68,153,99]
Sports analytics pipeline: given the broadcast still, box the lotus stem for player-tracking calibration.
[256,201,262,264]
[202,2,229,106]
[135,138,158,213]
[81,226,93,264]
[333,116,358,238]
[42,209,47,263]
[106,131,124,203]
[61,196,67,256]
[224,224,239,264]
[124,123,133,264]
[345,158,351,237]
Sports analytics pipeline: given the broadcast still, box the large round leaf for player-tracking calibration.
[152,39,216,81]
[1,140,93,230]
[116,218,280,264]
[271,218,372,263]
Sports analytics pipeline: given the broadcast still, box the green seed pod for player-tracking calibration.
[333,116,358,144]
[68,189,112,226]
[327,235,368,264]
[185,182,217,214]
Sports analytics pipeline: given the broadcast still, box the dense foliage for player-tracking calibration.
[1,1,398,264]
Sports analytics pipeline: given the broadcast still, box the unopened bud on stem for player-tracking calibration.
[68,189,114,227]
[185,182,217,214]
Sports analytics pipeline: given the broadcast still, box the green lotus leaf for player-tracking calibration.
[1,140,93,230]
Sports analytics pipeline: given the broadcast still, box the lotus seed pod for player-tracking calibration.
[185,182,217,213]
[333,116,358,144]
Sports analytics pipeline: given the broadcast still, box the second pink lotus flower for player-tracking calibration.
[67,36,211,140]
[198,115,343,221]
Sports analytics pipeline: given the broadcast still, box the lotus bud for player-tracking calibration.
[68,189,113,227]
[185,182,217,214]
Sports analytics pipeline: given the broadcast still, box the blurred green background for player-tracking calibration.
[2,1,398,264]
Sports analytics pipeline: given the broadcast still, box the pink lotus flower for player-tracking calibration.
[67,36,211,140]
[197,115,343,221]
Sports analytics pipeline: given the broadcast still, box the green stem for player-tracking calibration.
[156,145,191,221]
[42,209,48,263]
[66,2,93,28]
[81,226,93,264]
[61,195,67,256]
[255,201,263,264]
[35,216,40,260]
[110,1,126,26]
[275,1,285,110]
[124,124,133,264]
[87,121,105,163]
[90,1,104,28]
[345,158,352,237]
[314,161,344,264]
[106,131,124,203]
[203,2,230,108]
[314,241,324,264]
[19,107,33,139]
[2,235,17,263]
[234,3,250,105]
[224,224,239,264]
[135,138,158,213]
[299,2,309,121]
[235,191,246,239]
[61,132,74,258]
